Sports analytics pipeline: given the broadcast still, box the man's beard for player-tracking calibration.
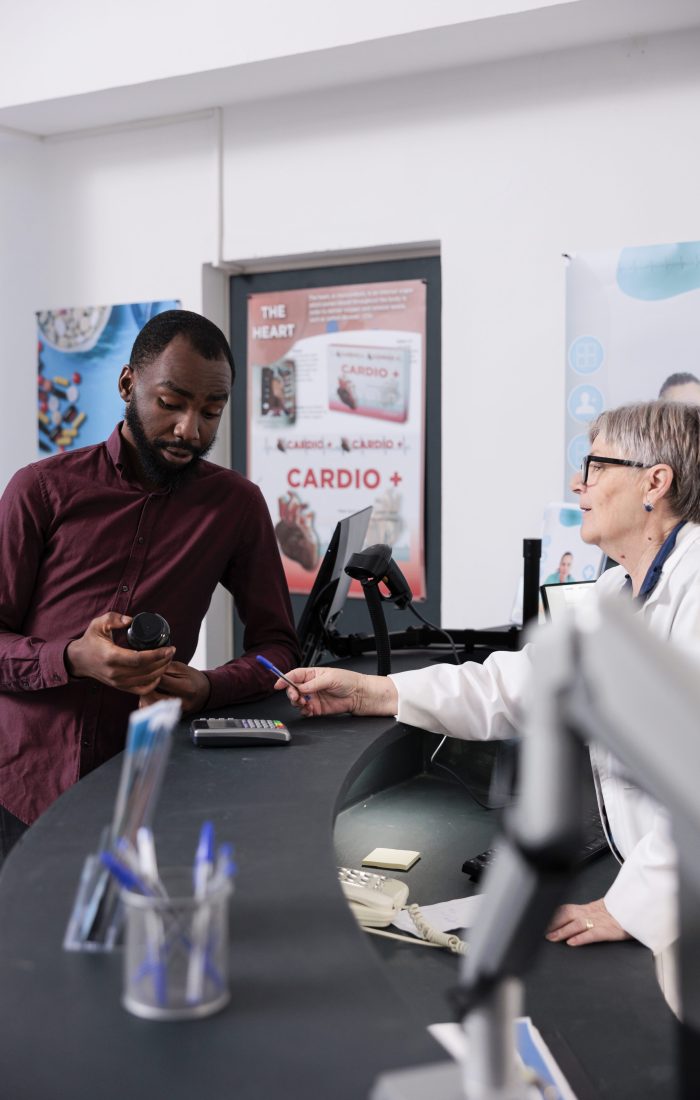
[124,397,215,490]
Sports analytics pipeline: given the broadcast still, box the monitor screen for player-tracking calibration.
[540,580,597,622]
[297,506,373,666]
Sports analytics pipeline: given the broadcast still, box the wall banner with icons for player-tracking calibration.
[245,279,427,599]
[37,300,180,456]
[565,239,700,495]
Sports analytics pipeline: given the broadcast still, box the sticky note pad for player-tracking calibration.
[362,848,421,872]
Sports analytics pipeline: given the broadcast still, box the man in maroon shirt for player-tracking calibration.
[0,310,299,856]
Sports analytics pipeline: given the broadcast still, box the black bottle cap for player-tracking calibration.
[127,612,171,651]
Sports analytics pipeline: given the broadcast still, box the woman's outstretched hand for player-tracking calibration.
[273,667,398,719]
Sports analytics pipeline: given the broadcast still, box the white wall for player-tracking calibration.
[2,25,700,635]
[0,139,47,477]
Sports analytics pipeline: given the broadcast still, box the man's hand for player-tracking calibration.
[138,661,211,714]
[546,897,630,946]
[274,666,398,719]
[66,613,175,695]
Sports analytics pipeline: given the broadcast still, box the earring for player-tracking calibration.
[644,502,654,513]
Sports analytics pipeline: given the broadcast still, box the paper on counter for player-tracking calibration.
[391,894,482,936]
[428,1020,578,1100]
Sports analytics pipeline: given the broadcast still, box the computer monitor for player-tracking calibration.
[540,580,597,622]
[297,506,373,666]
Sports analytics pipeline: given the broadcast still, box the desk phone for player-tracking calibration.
[338,866,408,927]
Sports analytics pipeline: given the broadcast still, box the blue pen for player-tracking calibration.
[101,850,154,896]
[193,821,215,899]
[208,842,237,894]
[256,654,311,701]
[187,822,216,1004]
[101,851,167,1006]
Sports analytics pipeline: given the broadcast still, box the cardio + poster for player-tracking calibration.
[246,280,427,598]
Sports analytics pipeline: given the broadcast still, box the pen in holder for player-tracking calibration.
[121,867,232,1021]
[63,698,181,952]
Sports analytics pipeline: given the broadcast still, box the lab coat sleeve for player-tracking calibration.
[604,810,678,953]
[389,645,533,740]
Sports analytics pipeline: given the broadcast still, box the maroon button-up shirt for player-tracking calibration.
[0,426,299,823]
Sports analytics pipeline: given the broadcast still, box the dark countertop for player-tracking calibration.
[0,651,676,1099]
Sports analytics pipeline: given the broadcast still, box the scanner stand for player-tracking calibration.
[326,624,522,662]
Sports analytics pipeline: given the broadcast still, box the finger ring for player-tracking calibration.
[585,919,594,930]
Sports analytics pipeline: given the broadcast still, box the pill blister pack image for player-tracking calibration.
[35,301,180,457]
[37,362,87,454]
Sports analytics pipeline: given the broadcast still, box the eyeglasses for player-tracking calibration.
[579,454,648,485]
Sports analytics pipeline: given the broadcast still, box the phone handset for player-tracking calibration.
[337,866,409,928]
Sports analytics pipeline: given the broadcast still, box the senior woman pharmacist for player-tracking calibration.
[277,400,700,1015]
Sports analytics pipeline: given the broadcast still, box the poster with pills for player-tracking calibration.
[246,280,427,598]
[36,300,179,456]
[565,240,700,495]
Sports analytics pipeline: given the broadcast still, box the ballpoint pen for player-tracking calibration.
[136,826,164,893]
[187,822,216,1004]
[256,654,311,701]
[101,850,155,896]
[208,843,237,895]
[193,821,215,899]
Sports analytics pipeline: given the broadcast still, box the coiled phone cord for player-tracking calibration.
[364,903,468,956]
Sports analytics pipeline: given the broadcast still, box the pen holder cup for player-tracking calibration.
[122,869,231,1021]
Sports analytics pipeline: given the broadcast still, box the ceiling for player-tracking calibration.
[2,0,700,141]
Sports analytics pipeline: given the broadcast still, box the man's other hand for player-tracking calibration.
[66,612,175,695]
[138,661,211,714]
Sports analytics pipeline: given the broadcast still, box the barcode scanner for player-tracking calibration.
[127,611,171,651]
[344,545,413,675]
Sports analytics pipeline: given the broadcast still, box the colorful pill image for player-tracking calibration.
[51,386,68,400]
[52,375,69,387]
[73,411,86,429]
[63,405,78,423]
[72,372,81,384]
[67,385,79,403]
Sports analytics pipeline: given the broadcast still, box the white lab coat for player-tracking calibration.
[390,523,700,986]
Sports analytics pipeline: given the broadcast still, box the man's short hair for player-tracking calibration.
[129,309,235,379]
[658,372,700,397]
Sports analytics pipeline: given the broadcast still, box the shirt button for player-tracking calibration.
[137,537,144,544]
[20,680,28,689]
[53,674,60,682]
[122,584,129,592]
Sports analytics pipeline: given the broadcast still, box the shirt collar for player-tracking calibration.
[106,423,126,473]
[622,520,687,603]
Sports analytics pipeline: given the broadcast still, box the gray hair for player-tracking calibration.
[590,400,700,523]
